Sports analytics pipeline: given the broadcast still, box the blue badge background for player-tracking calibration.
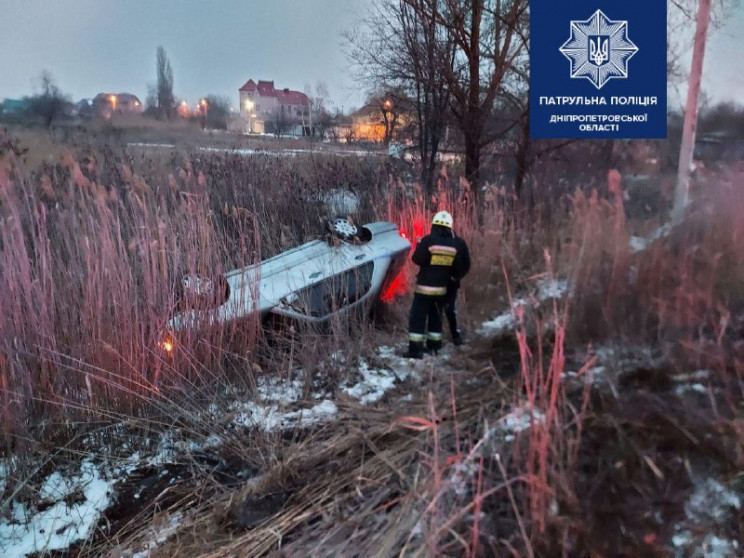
[530,0,667,139]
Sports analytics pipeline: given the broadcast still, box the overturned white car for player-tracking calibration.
[162,220,411,350]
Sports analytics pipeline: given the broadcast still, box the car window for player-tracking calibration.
[295,261,374,317]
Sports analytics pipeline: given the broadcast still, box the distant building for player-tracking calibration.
[351,104,387,143]
[92,93,143,119]
[350,99,413,143]
[238,79,311,136]
[0,98,30,116]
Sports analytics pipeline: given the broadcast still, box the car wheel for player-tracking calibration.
[327,217,358,241]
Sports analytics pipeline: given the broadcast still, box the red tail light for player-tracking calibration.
[381,269,407,302]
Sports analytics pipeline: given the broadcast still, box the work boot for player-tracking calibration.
[425,338,442,355]
[403,341,424,359]
[452,331,463,346]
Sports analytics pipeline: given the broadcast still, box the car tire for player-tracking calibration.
[326,217,358,242]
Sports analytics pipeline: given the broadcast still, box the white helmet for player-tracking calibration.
[432,210,453,228]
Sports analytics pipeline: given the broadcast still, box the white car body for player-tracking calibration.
[168,221,411,332]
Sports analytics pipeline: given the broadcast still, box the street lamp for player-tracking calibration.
[109,94,117,112]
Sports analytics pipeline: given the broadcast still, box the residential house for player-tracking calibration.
[351,104,386,143]
[92,93,143,119]
[350,100,413,143]
[238,79,311,136]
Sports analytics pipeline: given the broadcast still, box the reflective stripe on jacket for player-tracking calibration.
[412,226,470,294]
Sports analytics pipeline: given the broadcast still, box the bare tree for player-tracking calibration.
[27,71,71,128]
[366,89,408,145]
[271,108,292,137]
[156,46,175,120]
[305,81,334,138]
[381,98,400,145]
[348,0,452,194]
[349,0,529,196]
[432,0,529,192]
[204,95,232,129]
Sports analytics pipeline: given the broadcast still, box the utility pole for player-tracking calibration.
[672,0,712,224]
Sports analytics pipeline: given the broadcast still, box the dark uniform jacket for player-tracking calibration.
[411,225,470,295]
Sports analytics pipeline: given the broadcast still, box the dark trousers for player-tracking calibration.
[444,284,460,337]
[408,292,445,346]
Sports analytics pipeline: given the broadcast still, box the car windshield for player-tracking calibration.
[291,261,374,317]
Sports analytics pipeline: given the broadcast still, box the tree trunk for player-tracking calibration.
[422,142,438,200]
[464,134,480,198]
[513,110,531,199]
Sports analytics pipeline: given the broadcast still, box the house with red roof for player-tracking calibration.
[238,79,311,136]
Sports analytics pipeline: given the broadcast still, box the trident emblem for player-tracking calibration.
[588,36,609,66]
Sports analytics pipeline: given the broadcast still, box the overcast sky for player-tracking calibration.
[0,0,742,111]
[0,0,368,111]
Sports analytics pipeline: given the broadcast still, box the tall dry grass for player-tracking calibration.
[566,167,744,352]
[0,134,514,452]
[9,124,742,554]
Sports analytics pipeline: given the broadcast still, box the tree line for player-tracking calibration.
[346,0,741,200]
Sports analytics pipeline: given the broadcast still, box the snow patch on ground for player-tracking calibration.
[672,477,741,557]
[256,375,304,405]
[629,223,672,253]
[496,405,546,442]
[199,146,378,158]
[220,345,419,430]
[0,460,113,557]
[147,430,182,466]
[343,359,397,404]
[674,383,708,395]
[39,471,77,501]
[672,370,711,383]
[673,369,712,395]
[449,460,481,498]
[684,478,740,523]
[563,365,606,383]
[570,344,662,387]
[341,347,419,405]
[448,404,548,499]
[126,142,176,149]
[232,399,338,430]
[480,404,548,447]
[478,311,515,335]
[536,278,568,301]
[478,278,568,336]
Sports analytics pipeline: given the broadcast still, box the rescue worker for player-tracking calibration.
[404,210,470,359]
[443,225,470,345]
